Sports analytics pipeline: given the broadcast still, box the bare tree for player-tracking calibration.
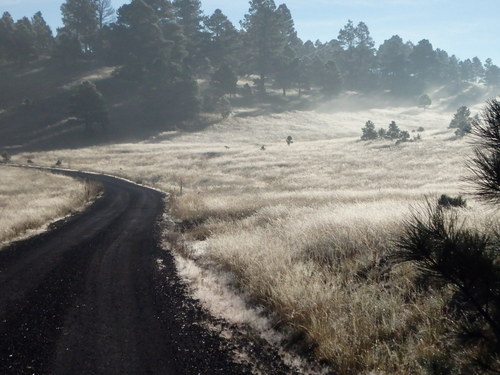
[95,0,115,29]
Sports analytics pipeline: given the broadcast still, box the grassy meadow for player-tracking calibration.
[0,167,101,245]
[13,100,499,373]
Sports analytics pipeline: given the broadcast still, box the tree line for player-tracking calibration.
[1,0,500,123]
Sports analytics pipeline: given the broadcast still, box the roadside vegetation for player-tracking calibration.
[0,167,101,245]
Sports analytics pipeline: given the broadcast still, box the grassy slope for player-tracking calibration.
[12,98,500,373]
[0,167,100,246]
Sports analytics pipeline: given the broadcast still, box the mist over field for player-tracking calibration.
[1,0,499,374]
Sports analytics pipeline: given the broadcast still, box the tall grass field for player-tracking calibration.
[13,101,499,373]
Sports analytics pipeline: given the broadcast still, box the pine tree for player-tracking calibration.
[70,80,108,132]
[12,17,37,62]
[60,0,98,53]
[31,12,54,56]
[210,64,238,97]
[241,0,286,93]
[449,106,474,136]
[0,12,16,61]
[52,28,83,64]
[172,0,207,70]
[204,9,239,67]
[114,0,199,124]
[361,120,378,140]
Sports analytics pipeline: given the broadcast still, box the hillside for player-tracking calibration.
[0,59,191,152]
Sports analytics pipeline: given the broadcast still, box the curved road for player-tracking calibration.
[0,170,255,375]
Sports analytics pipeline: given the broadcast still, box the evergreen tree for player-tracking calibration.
[204,9,239,67]
[172,0,207,70]
[275,45,299,96]
[241,0,286,93]
[275,4,301,48]
[115,0,199,124]
[52,28,83,65]
[484,58,500,87]
[377,35,412,93]
[60,0,98,53]
[210,64,238,97]
[386,121,401,139]
[0,12,16,61]
[409,39,438,87]
[321,60,342,95]
[31,12,53,56]
[11,17,36,62]
[70,80,108,132]
[450,106,474,136]
[361,120,378,140]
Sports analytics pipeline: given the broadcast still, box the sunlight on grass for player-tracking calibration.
[0,167,100,245]
[16,104,498,373]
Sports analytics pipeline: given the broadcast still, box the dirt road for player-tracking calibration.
[0,170,256,375]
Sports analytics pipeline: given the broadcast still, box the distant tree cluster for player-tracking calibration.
[361,120,413,142]
[2,0,500,97]
[2,0,500,132]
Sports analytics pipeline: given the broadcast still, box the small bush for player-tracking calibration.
[1,151,11,163]
[437,194,467,208]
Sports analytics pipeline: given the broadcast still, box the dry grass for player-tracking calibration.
[15,101,499,373]
[0,167,101,245]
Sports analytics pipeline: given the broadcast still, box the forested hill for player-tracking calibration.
[1,0,499,150]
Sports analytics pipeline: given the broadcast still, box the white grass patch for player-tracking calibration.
[0,166,101,246]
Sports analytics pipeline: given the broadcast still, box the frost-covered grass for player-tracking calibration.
[16,103,497,373]
[0,167,100,245]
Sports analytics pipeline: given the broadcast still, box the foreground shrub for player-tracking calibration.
[394,202,500,372]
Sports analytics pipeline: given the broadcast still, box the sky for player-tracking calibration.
[1,0,499,64]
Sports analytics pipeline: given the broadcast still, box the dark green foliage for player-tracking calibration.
[419,94,432,109]
[386,121,401,139]
[418,126,425,132]
[241,0,287,93]
[31,12,54,55]
[52,28,83,64]
[361,120,377,140]
[394,201,500,372]
[450,106,474,137]
[210,64,238,97]
[437,194,467,208]
[60,0,98,53]
[467,99,500,205]
[70,80,108,132]
[1,151,11,163]
[204,9,239,67]
[321,60,342,95]
[484,59,500,87]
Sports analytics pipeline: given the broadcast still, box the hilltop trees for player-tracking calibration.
[241,0,287,93]
[204,9,239,67]
[0,11,53,63]
[113,0,199,124]
[60,0,98,53]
